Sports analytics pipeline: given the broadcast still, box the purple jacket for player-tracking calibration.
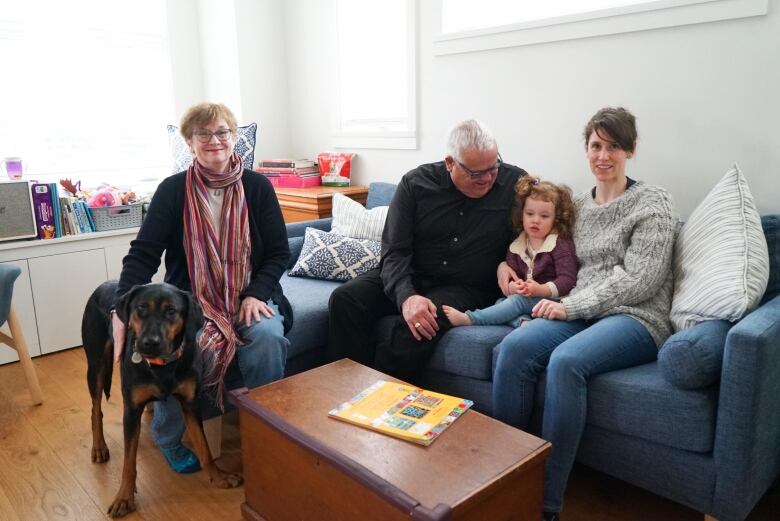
[506,235,578,297]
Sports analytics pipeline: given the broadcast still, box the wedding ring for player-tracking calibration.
[414,322,422,328]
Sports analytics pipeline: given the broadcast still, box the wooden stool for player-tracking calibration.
[0,264,43,405]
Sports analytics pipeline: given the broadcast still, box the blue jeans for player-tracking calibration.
[492,314,657,513]
[152,300,289,449]
[467,294,542,327]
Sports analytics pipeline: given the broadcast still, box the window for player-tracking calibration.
[334,0,416,149]
[435,0,768,55]
[0,0,175,190]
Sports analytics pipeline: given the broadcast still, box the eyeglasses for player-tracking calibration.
[193,129,234,143]
[455,154,503,178]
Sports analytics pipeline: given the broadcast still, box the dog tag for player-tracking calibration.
[131,351,143,364]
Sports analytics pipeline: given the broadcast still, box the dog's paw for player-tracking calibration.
[107,496,135,518]
[91,444,110,463]
[212,471,243,488]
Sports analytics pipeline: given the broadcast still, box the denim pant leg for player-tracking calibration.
[492,319,588,429]
[467,295,541,326]
[235,299,288,389]
[542,314,657,513]
[152,300,289,449]
[152,396,185,449]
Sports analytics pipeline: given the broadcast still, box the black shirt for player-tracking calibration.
[380,161,527,309]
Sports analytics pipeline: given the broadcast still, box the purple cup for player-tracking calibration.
[2,157,25,180]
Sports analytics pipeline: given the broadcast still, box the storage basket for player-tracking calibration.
[90,204,143,231]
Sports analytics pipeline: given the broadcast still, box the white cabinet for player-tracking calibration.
[0,229,140,363]
[0,259,40,364]
[29,249,109,353]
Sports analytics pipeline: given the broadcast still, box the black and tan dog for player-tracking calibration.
[82,281,242,518]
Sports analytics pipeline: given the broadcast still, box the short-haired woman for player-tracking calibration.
[112,102,292,473]
[493,107,678,521]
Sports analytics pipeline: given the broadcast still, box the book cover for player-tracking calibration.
[328,380,473,446]
[81,201,97,231]
[30,183,57,239]
[50,183,62,237]
[255,165,321,176]
[260,158,315,169]
[275,174,321,188]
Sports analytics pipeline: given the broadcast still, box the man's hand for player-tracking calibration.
[532,299,567,321]
[497,261,520,297]
[238,296,275,328]
[402,295,439,341]
[507,279,527,295]
[112,311,125,362]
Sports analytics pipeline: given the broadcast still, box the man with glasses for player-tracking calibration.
[328,119,528,382]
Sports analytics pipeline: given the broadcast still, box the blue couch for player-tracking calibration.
[280,182,780,521]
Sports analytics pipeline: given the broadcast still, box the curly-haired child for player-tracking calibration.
[443,176,578,328]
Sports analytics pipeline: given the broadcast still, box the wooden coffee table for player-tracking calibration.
[229,359,550,521]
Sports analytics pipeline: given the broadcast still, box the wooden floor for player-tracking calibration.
[0,348,778,521]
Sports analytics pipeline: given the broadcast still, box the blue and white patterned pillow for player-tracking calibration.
[167,123,258,173]
[288,228,381,281]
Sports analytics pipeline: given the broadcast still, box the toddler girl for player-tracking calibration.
[443,176,578,327]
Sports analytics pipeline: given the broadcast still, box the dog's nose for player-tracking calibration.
[141,336,162,351]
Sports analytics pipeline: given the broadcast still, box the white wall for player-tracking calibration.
[165,0,291,159]
[282,0,780,218]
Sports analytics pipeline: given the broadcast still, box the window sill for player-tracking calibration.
[433,0,768,56]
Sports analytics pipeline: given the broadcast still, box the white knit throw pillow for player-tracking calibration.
[330,192,388,241]
[670,164,769,332]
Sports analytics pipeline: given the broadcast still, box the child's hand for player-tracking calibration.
[522,280,550,297]
[507,280,527,295]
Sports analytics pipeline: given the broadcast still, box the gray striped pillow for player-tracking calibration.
[670,164,770,332]
[331,192,389,241]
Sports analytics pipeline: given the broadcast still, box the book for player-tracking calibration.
[328,380,473,446]
[50,183,62,237]
[30,183,57,239]
[260,158,315,169]
[255,165,321,176]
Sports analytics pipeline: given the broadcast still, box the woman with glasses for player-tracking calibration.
[492,107,677,521]
[112,102,291,473]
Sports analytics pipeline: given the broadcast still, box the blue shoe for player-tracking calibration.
[160,444,201,473]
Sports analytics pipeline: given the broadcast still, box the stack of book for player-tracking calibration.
[31,183,96,239]
[255,159,321,188]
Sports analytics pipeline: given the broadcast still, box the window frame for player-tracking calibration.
[333,0,418,150]
[433,0,768,56]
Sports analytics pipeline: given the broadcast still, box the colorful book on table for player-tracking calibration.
[328,380,473,446]
[259,158,315,169]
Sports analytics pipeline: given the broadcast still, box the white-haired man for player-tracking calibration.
[328,120,528,381]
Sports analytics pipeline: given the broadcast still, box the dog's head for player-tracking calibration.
[116,283,204,360]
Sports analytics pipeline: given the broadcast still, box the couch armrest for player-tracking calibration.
[712,293,780,519]
[286,217,332,239]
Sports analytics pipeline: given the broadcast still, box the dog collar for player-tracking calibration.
[133,346,184,366]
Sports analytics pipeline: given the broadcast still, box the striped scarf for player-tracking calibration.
[183,153,250,407]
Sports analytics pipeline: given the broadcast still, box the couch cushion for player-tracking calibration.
[428,326,513,380]
[167,123,257,173]
[761,214,780,304]
[658,319,732,389]
[671,164,769,331]
[586,363,718,453]
[280,272,342,359]
[331,193,388,241]
[289,228,381,282]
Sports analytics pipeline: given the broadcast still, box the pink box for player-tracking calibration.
[275,175,322,188]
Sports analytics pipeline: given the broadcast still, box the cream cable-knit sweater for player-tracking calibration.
[560,182,678,347]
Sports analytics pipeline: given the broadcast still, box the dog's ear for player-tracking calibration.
[181,290,204,346]
[115,285,144,324]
